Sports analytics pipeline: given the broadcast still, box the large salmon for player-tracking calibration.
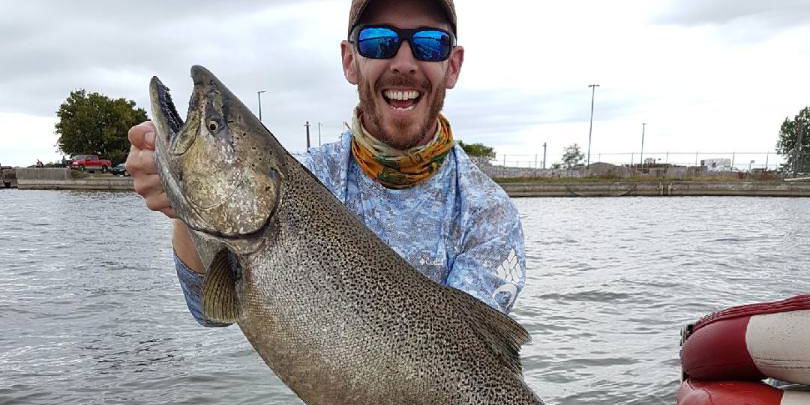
[149,65,542,405]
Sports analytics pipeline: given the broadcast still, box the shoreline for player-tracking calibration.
[3,168,810,197]
[498,180,810,198]
[9,179,810,197]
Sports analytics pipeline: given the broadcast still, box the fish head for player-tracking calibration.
[150,65,281,244]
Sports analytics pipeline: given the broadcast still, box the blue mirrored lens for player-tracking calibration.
[358,27,400,59]
[356,27,452,61]
[412,30,451,61]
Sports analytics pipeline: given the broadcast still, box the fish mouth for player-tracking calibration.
[155,79,184,138]
[150,75,200,158]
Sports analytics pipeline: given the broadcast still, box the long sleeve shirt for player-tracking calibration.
[174,132,527,326]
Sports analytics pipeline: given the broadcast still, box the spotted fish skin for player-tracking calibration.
[149,65,543,405]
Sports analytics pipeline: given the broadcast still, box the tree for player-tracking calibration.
[776,107,810,173]
[561,143,584,169]
[55,90,148,165]
[457,140,496,160]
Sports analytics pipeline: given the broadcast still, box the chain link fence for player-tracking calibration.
[493,151,786,172]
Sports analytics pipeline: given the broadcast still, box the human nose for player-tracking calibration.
[389,40,418,74]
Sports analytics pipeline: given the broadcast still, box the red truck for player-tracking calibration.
[69,155,112,172]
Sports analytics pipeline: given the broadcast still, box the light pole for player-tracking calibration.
[305,121,311,149]
[587,84,600,168]
[257,90,267,122]
[640,122,647,168]
[542,142,547,169]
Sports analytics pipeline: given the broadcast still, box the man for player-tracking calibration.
[126,0,526,326]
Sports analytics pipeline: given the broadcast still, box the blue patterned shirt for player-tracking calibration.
[175,131,527,326]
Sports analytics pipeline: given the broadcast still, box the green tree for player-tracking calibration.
[55,90,148,165]
[457,140,496,159]
[561,143,584,169]
[776,107,810,173]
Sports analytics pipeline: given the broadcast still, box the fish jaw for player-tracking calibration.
[149,66,282,243]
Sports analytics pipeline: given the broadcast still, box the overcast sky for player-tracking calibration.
[2,0,810,168]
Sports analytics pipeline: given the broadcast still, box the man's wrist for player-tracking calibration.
[172,219,205,274]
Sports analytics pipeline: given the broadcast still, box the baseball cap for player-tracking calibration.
[348,0,457,37]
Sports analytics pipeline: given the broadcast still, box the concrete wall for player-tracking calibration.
[15,168,77,181]
[0,167,16,188]
[17,178,134,191]
[500,181,810,198]
[14,168,133,191]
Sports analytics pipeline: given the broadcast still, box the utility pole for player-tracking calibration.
[318,122,322,147]
[640,122,647,168]
[542,142,547,169]
[305,121,311,150]
[257,90,267,122]
[587,84,600,168]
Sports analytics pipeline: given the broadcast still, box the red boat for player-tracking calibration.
[678,295,810,405]
[677,379,810,405]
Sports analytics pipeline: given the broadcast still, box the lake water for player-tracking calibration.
[2,190,809,404]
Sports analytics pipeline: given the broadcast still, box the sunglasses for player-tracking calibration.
[351,25,455,62]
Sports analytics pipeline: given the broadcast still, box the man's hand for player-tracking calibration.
[126,121,175,218]
[127,121,204,273]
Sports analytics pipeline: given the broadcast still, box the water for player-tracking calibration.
[2,190,809,404]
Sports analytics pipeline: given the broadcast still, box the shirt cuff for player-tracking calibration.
[174,252,232,327]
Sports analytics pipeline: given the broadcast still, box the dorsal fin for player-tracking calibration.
[450,289,530,375]
[201,249,242,323]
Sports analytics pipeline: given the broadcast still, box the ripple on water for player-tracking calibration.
[3,192,810,404]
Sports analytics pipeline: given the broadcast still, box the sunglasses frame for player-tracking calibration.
[350,24,457,62]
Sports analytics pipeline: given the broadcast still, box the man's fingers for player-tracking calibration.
[128,121,156,151]
[133,174,175,218]
[125,147,158,176]
[145,194,173,213]
[161,207,177,219]
[127,121,175,220]
[133,173,164,200]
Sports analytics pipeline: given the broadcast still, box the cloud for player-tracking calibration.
[1,1,809,167]
[445,87,638,143]
[0,1,343,112]
[656,0,810,29]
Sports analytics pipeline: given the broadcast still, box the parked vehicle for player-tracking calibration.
[70,155,112,173]
[110,163,129,176]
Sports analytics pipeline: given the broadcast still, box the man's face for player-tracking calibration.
[341,0,464,150]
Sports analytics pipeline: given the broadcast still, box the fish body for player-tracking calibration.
[149,65,543,405]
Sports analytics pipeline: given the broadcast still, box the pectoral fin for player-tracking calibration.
[201,249,242,323]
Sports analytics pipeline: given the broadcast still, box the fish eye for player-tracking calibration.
[208,120,219,131]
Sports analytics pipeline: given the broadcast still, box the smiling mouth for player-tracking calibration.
[382,89,422,111]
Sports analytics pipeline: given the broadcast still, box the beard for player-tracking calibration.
[356,69,446,150]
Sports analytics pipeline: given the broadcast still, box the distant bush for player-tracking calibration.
[458,140,496,159]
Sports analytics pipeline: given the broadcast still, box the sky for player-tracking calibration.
[2,0,810,168]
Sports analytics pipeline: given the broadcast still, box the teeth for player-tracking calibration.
[384,90,420,101]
